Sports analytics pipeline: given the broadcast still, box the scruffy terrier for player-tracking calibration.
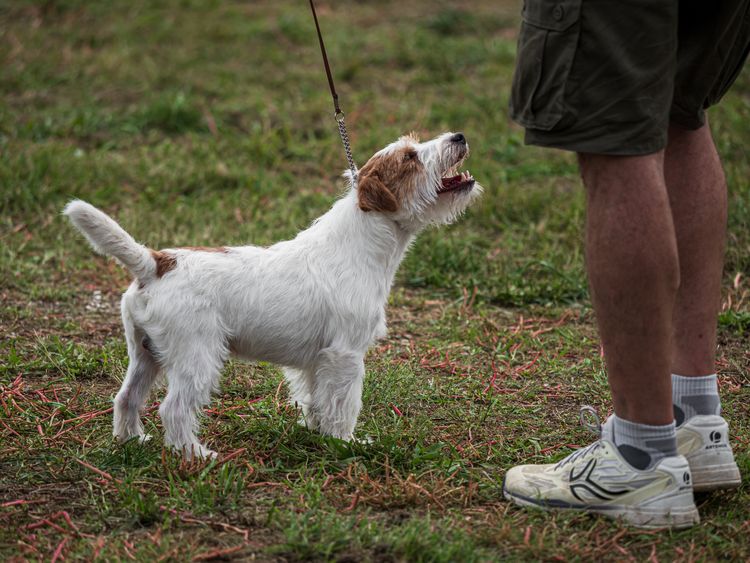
[65,132,481,458]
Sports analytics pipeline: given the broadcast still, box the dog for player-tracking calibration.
[64,132,481,458]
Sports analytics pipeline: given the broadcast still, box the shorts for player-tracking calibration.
[509,0,750,155]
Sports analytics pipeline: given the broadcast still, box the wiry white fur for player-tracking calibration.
[65,132,482,459]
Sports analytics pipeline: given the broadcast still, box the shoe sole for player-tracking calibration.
[691,462,742,492]
[679,416,742,491]
[503,488,700,529]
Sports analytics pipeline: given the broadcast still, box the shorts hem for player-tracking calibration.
[524,130,667,156]
[669,103,707,130]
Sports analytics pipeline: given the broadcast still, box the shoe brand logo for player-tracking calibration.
[709,431,722,444]
[683,472,691,484]
[568,459,630,502]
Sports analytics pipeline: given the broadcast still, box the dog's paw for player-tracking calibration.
[297,413,320,432]
[115,433,151,445]
[182,444,218,460]
[342,433,376,444]
[166,440,218,461]
[351,434,375,445]
[327,432,354,443]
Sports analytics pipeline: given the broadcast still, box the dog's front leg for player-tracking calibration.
[309,348,365,441]
[283,367,318,430]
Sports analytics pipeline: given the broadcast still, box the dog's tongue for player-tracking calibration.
[441,175,463,190]
[439,171,474,193]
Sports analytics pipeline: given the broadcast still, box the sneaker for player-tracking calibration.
[503,407,700,529]
[677,414,742,491]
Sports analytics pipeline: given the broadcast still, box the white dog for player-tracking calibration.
[64,132,480,458]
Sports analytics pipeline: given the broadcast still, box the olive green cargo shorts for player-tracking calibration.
[509,0,750,155]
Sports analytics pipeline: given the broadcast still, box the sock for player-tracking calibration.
[672,373,721,427]
[603,415,677,470]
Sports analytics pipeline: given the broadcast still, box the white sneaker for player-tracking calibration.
[677,415,742,491]
[503,408,700,529]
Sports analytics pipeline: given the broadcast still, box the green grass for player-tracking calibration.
[1,0,749,560]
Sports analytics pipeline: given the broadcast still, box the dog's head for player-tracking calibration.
[352,132,481,228]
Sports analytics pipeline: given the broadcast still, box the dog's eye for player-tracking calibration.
[403,150,418,162]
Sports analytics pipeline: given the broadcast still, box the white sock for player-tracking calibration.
[672,373,721,427]
[603,415,677,470]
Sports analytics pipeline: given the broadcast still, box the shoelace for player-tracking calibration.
[554,406,603,470]
[579,405,602,434]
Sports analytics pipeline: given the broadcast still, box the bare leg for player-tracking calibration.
[579,152,679,425]
[664,122,727,376]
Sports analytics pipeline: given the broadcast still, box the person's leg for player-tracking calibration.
[579,151,678,426]
[503,151,700,528]
[664,121,740,490]
[504,0,704,528]
[664,122,727,376]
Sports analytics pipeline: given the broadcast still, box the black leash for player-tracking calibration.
[308,0,358,184]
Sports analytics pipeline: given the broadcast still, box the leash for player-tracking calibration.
[308,0,359,185]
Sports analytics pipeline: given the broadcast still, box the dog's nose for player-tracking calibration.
[450,132,467,145]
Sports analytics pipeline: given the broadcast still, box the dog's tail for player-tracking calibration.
[63,200,156,281]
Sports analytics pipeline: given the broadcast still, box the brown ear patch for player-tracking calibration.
[357,146,423,213]
[358,174,398,213]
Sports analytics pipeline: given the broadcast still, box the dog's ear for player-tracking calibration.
[357,174,398,213]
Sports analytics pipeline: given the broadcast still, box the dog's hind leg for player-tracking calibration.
[283,367,317,430]
[113,310,160,443]
[310,348,365,441]
[159,336,226,460]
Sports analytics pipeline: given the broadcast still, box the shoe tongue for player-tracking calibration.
[601,415,616,444]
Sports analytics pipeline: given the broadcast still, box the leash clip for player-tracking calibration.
[310,0,359,185]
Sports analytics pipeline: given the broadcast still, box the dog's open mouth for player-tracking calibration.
[438,164,475,194]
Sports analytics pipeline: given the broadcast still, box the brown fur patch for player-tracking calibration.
[150,249,177,278]
[358,175,398,213]
[357,146,423,213]
[139,247,225,288]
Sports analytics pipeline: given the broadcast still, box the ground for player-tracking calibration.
[1,0,749,561]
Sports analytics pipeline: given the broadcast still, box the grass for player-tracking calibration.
[1,0,749,560]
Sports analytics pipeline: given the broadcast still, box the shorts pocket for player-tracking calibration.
[510,0,582,131]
